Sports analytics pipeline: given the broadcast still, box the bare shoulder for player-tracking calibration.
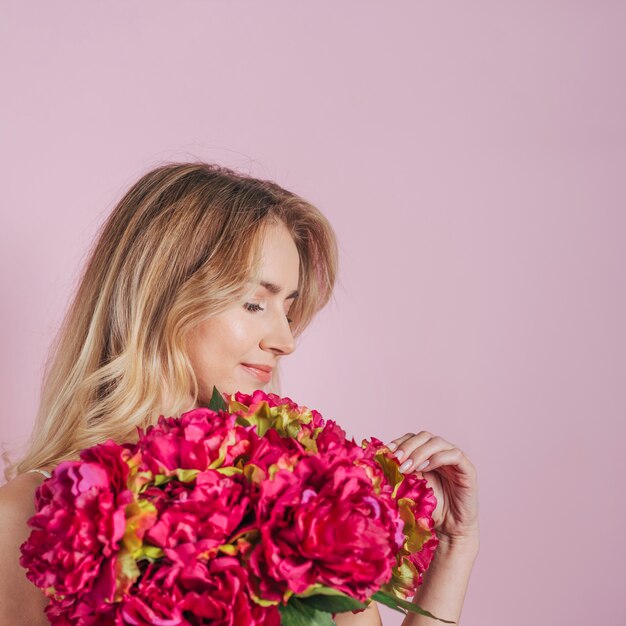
[0,473,51,626]
[0,472,42,516]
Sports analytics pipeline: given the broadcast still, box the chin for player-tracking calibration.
[205,373,270,399]
[239,378,270,393]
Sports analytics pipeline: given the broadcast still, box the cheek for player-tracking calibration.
[215,312,260,357]
[222,313,256,347]
[189,312,257,366]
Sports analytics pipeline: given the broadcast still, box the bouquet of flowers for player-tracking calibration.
[20,388,451,625]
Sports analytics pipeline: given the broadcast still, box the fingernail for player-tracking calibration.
[394,449,405,461]
[416,460,430,471]
[387,442,397,452]
[399,459,413,472]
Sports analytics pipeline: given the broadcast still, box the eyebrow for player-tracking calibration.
[260,281,300,299]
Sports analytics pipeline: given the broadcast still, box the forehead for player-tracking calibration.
[252,221,300,290]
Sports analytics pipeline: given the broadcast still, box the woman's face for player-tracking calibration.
[186,220,300,404]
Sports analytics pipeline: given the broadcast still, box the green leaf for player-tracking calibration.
[295,584,355,598]
[279,598,335,626]
[207,385,227,412]
[372,591,456,624]
[137,544,164,561]
[299,593,368,613]
[174,468,200,482]
[215,466,243,476]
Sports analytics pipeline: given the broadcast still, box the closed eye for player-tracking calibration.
[244,302,293,324]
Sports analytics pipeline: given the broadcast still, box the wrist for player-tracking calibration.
[435,529,480,560]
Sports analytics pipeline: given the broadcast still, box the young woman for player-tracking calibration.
[0,162,479,625]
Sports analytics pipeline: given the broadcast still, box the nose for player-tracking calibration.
[260,310,296,356]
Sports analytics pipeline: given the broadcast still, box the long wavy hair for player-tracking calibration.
[4,162,338,481]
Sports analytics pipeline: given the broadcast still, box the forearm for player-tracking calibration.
[401,536,479,626]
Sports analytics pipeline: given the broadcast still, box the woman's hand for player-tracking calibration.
[387,431,479,549]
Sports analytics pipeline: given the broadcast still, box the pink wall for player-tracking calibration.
[2,2,624,624]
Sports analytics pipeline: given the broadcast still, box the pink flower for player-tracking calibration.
[229,390,298,410]
[79,439,135,493]
[315,421,370,463]
[22,391,440,623]
[20,441,134,613]
[121,562,187,625]
[396,472,439,581]
[228,390,325,430]
[180,557,281,626]
[361,436,439,589]
[135,409,256,475]
[248,449,404,603]
[45,596,123,625]
[122,559,280,626]
[242,429,305,481]
[144,470,252,566]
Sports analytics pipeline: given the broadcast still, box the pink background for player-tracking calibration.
[2,2,625,624]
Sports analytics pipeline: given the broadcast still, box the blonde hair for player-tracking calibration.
[4,162,338,481]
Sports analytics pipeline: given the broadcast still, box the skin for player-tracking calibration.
[0,219,479,625]
[0,472,52,625]
[185,220,300,403]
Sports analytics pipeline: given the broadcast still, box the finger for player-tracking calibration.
[425,448,477,478]
[386,432,416,452]
[392,431,434,462]
[398,435,456,473]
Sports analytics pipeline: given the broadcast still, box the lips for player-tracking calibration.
[241,363,273,384]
